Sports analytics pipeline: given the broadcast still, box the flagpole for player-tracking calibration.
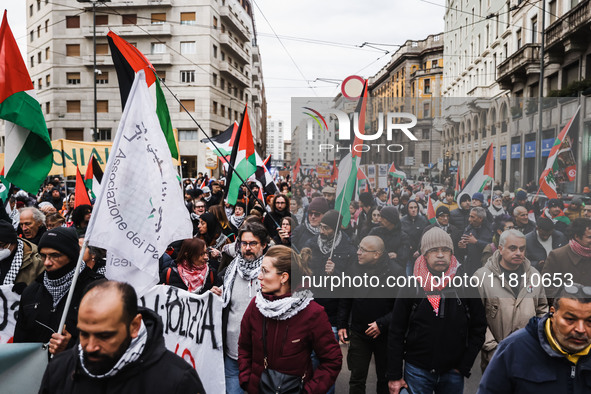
[329,157,352,261]
[56,240,88,339]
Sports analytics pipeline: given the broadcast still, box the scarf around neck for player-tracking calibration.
[304,218,320,236]
[177,261,209,293]
[3,239,24,285]
[317,231,342,255]
[43,262,86,308]
[570,239,591,258]
[413,254,460,316]
[79,320,148,379]
[222,253,264,307]
[230,214,246,229]
[255,290,314,320]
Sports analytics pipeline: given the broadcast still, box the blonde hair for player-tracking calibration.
[265,245,312,288]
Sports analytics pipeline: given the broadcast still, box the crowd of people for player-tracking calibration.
[1,172,591,393]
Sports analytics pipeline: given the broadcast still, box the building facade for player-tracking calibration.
[266,116,284,167]
[15,0,266,178]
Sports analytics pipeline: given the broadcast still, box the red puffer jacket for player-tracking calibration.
[238,294,342,393]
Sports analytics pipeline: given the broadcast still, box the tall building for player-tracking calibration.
[443,0,591,190]
[266,116,284,167]
[368,33,444,177]
[17,0,266,178]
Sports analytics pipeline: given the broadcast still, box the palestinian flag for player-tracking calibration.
[107,31,178,160]
[84,155,104,199]
[540,106,580,199]
[0,11,52,194]
[330,159,338,183]
[544,207,571,226]
[389,162,406,185]
[75,166,91,208]
[254,153,278,195]
[335,80,368,226]
[201,122,238,160]
[427,196,436,224]
[458,144,494,202]
[226,107,257,205]
[357,167,370,193]
[293,158,302,181]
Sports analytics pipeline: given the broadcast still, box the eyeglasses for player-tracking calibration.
[426,247,452,255]
[319,223,332,231]
[563,285,591,297]
[195,205,206,210]
[308,211,322,217]
[240,241,260,248]
[358,246,379,253]
[40,252,64,261]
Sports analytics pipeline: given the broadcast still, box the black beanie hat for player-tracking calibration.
[436,206,451,217]
[380,206,400,225]
[460,194,472,204]
[0,220,17,244]
[38,227,80,263]
[320,210,341,231]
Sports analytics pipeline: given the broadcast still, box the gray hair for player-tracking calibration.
[499,229,526,247]
[513,206,527,216]
[19,207,46,225]
[471,207,487,220]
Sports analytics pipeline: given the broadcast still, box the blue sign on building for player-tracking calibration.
[524,141,536,158]
[542,138,554,157]
[500,145,507,160]
[511,144,521,159]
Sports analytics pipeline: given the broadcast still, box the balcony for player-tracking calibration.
[85,24,172,38]
[146,53,173,65]
[83,54,114,67]
[218,62,249,87]
[85,0,172,9]
[546,0,590,58]
[219,33,250,64]
[219,6,251,41]
[496,43,540,90]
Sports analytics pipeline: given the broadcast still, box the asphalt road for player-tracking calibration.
[335,344,483,393]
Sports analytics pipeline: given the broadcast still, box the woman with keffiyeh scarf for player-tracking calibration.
[238,245,342,393]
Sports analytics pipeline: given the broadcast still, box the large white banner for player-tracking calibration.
[86,71,192,296]
[0,285,20,344]
[140,286,225,394]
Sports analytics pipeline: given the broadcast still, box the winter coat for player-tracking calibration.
[291,221,319,252]
[386,265,486,380]
[238,294,342,394]
[159,262,221,295]
[13,267,104,345]
[263,209,290,240]
[542,244,591,299]
[525,230,567,269]
[515,219,536,235]
[421,222,463,256]
[1,238,44,287]
[478,315,591,394]
[400,214,429,257]
[368,225,410,270]
[38,308,205,394]
[474,250,548,369]
[460,223,493,275]
[450,207,470,230]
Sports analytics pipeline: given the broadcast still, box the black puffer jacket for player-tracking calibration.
[38,308,205,394]
[368,225,410,270]
[13,266,104,345]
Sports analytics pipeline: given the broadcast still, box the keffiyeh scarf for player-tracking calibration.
[222,254,264,307]
[255,290,314,320]
[2,239,24,285]
[413,255,460,316]
[570,239,591,258]
[43,262,86,308]
[230,214,246,229]
[317,231,342,255]
[178,261,209,293]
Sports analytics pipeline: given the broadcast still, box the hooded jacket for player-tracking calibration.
[474,250,548,369]
[368,225,410,270]
[525,229,567,269]
[38,308,205,394]
[478,315,591,394]
[0,238,44,287]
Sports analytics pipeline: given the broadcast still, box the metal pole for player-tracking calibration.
[535,0,546,181]
[93,1,97,142]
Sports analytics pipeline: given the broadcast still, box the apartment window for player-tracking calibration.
[97,129,111,141]
[96,15,109,25]
[45,47,50,60]
[549,0,557,23]
[422,151,430,165]
[96,72,108,84]
[221,52,225,61]
[67,101,81,113]
[531,17,537,43]
[151,43,166,54]
[181,12,196,25]
[66,44,80,57]
[65,128,84,141]
[516,29,522,50]
[66,16,80,28]
[45,102,50,114]
[213,45,218,58]
[220,78,225,89]
[212,101,218,115]
[424,79,431,94]
[45,20,48,32]
[221,24,226,33]
[221,105,225,117]
[180,99,195,112]
[67,72,81,85]
[37,26,40,38]
[213,16,218,29]
[433,35,440,41]
[213,73,217,86]
[122,14,137,25]
[432,60,438,68]
[30,31,34,43]
[423,102,430,117]
[45,74,50,87]
[180,41,196,54]
[97,100,109,113]
[29,5,33,17]
[96,43,109,55]
[422,129,430,139]
[156,70,166,82]
[30,56,34,68]
[38,78,42,90]
[178,130,198,141]
[234,110,238,121]
[37,52,42,64]
[37,0,41,11]
[151,13,166,24]
[180,70,195,83]
[503,43,508,60]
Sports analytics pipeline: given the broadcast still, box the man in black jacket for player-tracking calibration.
[420,205,463,253]
[14,227,104,355]
[38,280,205,393]
[387,227,486,394]
[525,217,567,269]
[450,194,471,230]
[458,207,493,275]
[368,206,410,272]
[338,236,404,394]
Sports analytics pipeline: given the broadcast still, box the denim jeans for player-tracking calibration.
[404,362,464,394]
[311,326,338,394]
[224,355,244,394]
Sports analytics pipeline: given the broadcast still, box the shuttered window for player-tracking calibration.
[66,101,81,113]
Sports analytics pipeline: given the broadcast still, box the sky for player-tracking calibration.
[2,1,445,138]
